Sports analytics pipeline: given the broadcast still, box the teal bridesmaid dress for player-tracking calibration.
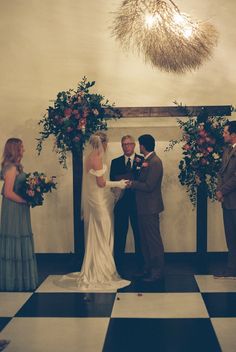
[0,164,38,291]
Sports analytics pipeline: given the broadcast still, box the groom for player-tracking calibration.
[110,135,143,274]
[130,134,165,282]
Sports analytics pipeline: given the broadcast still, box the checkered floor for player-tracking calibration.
[1,271,236,352]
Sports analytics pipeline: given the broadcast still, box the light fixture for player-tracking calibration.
[112,0,218,73]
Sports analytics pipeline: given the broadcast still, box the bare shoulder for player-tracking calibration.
[3,164,17,177]
[91,155,103,171]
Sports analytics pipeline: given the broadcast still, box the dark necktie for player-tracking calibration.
[126,157,131,171]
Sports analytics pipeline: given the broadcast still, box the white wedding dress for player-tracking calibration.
[56,164,130,291]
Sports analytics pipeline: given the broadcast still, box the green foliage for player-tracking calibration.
[37,77,121,167]
[165,103,229,206]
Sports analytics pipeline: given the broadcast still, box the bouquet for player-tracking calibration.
[21,172,57,207]
[37,76,121,167]
[165,103,229,206]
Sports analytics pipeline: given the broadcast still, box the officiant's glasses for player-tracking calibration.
[122,143,135,147]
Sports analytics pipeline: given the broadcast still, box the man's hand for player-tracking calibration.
[216,190,224,202]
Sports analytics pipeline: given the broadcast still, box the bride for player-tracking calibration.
[58,131,130,291]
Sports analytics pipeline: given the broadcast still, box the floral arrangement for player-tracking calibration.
[21,172,57,207]
[166,104,229,206]
[36,77,121,167]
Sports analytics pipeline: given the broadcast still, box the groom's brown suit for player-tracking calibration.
[217,145,236,273]
[131,152,164,279]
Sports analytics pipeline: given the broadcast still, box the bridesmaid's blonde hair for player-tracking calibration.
[1,138,23,173]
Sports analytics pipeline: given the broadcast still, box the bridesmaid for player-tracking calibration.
[0,138,38,291]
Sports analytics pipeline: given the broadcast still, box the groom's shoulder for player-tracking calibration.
[135,153,144,160]
[150,152,162,164]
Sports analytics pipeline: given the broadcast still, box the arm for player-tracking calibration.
[93,158,128,189]
[131,160,162,193]
[220,172,236,196]
[3,167,27,203]
[93,157,106,188]
[110,160,116,181]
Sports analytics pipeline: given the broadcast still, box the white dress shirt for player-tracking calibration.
[124,153,135,166]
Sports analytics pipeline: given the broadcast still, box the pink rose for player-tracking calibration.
[183,144,191,150]
[200,158,208,165]
[207,146,213,153]
[73,136,81,142]
[64,108,72,117]
[27,190,35,197]
[198,130,207,137]
[197,138,206,145]
[78,118,86,129]
[83,110,89,118]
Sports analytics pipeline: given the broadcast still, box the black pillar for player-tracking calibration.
[196,107,208,271]
[72,147,84,260]
[196,180,208,259]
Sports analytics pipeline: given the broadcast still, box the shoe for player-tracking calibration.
[0,340,10,351]
[213,270,236,279]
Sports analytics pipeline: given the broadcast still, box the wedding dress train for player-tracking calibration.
[56,164,130,291]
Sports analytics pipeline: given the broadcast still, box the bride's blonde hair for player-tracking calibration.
[89,131,108,154]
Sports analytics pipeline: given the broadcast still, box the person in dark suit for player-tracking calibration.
[215,121,236,278]
[130,134,164,282]
[110,135,144,274]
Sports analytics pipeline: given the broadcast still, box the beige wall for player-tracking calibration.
[0,0,235,252]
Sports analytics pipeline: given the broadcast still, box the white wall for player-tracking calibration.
[0,0,235,252]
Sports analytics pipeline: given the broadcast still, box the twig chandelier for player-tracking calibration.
[112,0,218,73]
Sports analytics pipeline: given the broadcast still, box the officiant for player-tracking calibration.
[110,135,143,275]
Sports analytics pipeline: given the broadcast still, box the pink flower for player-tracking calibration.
[183,144,191,150]
[27,190,35,197]
[72,109,79,114]
[73,136,81,142]
[198,130,207,137]
[197,138,206,145]
[67,126,73,133]
[78,118,86,129]
[207,146,213,153]
[83,109,89,118]
[64,108,72,117]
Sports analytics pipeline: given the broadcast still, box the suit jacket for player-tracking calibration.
[217,145,236,209]
[110,153,144,204]
[132,152,164,215]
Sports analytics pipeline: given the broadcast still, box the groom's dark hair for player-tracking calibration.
[227,121,236,135]
[138,134,155,152]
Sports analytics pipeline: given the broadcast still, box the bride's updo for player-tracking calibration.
[89,131,108,154]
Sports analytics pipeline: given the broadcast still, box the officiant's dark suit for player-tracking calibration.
[216,121,236,276]
[110,136,144,273]
[131,134,164,282]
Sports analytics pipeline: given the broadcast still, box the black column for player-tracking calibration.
[196,108,208,271]
[196,180,208,264]
[72,147,84,260]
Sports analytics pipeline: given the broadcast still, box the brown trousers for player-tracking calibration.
[138,213,164,277]
[223,208,236,272]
